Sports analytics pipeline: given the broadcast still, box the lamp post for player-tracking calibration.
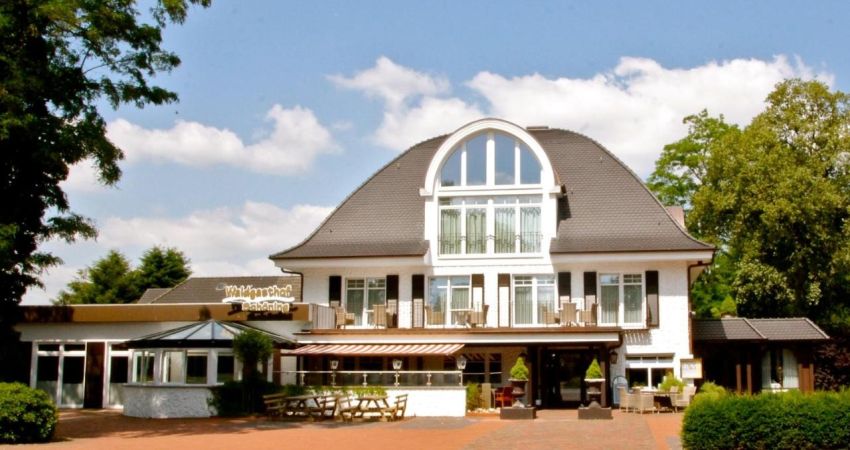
[393,358,403,386]
[456,355,467,386]
[330,359,339,386]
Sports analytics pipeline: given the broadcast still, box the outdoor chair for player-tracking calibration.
[373,304,387,328]
[579,304,597,326]
[493,386,513,408]
[559,302,577,326]
[380,394,408,421]
[672,385,696,412]
[425,306,445,326]
[635,392,656,414]
[467,304,489,327]
[543,306,558,325]
[617,387,631,412]
[334,307,355,329]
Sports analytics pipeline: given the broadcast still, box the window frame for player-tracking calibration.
[598,273,645,327]
[427,276,471,327]
[344,277,387,327]
[437,195,542,256]
[512,274,556,326]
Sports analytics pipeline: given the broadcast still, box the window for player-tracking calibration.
[514,275,555,325]
[217,353,235,383]
[35,343,87,407]
[163,350,184,383]
[428,276,470,326]
[438,195,542,255]
[762,348,799,389]
[134,351,155,383]
[345,278,386,326]
[439,132,542,187]
[599,273,644,326]
[186,351,208,384]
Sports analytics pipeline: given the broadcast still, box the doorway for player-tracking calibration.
[540,350,592,408]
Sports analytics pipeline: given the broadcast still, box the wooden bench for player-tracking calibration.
[263,393,290,417]
[306,395,338,421]
[380,394,408,422]
[337,395,358,422]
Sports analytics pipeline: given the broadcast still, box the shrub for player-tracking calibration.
[0,382,58,444]
[466,382,481,411]
[232,329,274,381]
[682,390,850,449]
[585,358,603,379]
[659,375,686,392]
[510,357,529,380]
[209,379,279,417]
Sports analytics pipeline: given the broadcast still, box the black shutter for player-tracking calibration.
[328,275,342,304]
[583,272,597,308]
[646,270,659,327]
[558,272,571,302]
[386,275,399,301]
[411,274,425,328]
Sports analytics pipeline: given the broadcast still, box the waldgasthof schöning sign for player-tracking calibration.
[219,284,295,312]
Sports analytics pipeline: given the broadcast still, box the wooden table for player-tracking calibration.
[353,395,389,420]
[280,394,321,418]
[652,392,673,411]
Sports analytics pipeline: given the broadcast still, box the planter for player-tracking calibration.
[500,406,536,420]
[584,378,605,407]
[509,379,528,407]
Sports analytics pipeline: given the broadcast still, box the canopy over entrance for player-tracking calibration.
[287,343,464,356]
[125,319,293,349]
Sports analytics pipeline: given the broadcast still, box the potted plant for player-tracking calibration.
[584,358,605,406]
[508,356,530,407]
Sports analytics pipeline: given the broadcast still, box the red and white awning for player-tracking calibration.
[287,343,464,356]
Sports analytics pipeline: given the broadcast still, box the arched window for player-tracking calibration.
[439,132,542,187]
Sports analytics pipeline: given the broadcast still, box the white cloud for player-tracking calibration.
[339,55,832,174]
[329,56,450,110]
[21,202,333,305]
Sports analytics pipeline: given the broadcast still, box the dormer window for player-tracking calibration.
[439,132,542,188]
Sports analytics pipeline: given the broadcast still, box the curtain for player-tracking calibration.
[624,284,642,324]
[520,207,541,252]
[515,286,532,324]
[600,284,619,324]
[347,289,364,325]
[450,286,470,325]
[495,208,515,253]
[466,208,486,254]
[761,352,773,388]
[440,209,460,254]
[782,349,799,389]
[537,285,555,325]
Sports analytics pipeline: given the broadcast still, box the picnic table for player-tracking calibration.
[264,394,337,420]
[352,394,389,419]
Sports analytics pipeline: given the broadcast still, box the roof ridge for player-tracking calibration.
[532,127,715,252]
[742,317,767,339]
[803,317,831,339]
[270,134,448,260]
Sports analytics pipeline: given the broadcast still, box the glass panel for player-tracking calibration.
[366,279,386,325]
[624,284,642,324]
[538,281,555,325]
[428,277,448,326]
[135,353,154,383]
[600,284,619,324]
[440,209,461,254]
[346,288,364,326]
[36,355,59,401]
[440,148,461,187]
[466,208,486,254]
[494,133,516,185]
[217,354,235,383]
[520,207,541,253]
[489,353,502,384]
[466,134,487,186]
[626,368,648,389]
[520,144,541,184]
[186,353,208,384]
[108,356,128,407]
[61,356,85,406]
[163,351,184,383]
[515,286,533,325]
[38,344,59,352]
[64,344,85,352]
[450,285,470,325]
[495,208,515,253]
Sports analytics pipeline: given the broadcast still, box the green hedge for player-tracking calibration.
[0,382,58,444]
[682,390,850,449]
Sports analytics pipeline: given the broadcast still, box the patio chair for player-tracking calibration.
[425,306,445,326]
[559,302,577,326]
[543,306,558,325]
[579,304,597,326]
[672,385,696,412]
[493,386,513,408]
[386,299,398,328]
[334,307,355,329]
[380,394,408,421]
[635,392,656,414]
[617,386,631,412]
[467,304,489,327]
[373,304,387,328]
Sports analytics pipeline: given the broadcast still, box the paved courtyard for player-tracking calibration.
[5,409,683,450]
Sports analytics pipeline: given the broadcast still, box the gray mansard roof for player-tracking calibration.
[271,126,713,260]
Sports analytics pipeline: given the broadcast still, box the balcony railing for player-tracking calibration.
[439,232,542,255]
[282,370,464,387]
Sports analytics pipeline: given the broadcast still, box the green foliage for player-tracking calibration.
[509,357,529,380]
[697,381,727,398]
[465,382,481,411]
[691,252,737,318]
[232,329,273,381]
[682,390,850,449]
[299,385,387,397]
[0,382,58,443]
[659,375,686,392]
[54,246,190,304]
[0,0,208,379]
[209,379,278,417]
[585,358,603,379]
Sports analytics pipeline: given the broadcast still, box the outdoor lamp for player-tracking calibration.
[609,350,619,365]
[392,358,403,370]
[456,355,468,370]
[330,359,339,370]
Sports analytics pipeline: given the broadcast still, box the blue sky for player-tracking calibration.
[25,1,850,304]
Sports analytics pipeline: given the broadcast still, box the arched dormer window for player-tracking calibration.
[423,120,557,258]
[439,132,542,187]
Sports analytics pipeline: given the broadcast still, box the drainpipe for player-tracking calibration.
[279,268,304,302]
[687,257,714,356]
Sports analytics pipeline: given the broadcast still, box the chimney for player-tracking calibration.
[666,206,685,228]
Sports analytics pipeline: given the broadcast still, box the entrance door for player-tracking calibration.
[541,350,591,408]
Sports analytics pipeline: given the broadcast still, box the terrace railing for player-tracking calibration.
[282,370,464,387]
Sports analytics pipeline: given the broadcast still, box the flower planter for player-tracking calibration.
[509,379,527,407]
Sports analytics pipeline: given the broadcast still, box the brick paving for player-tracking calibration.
[2,409,684,450]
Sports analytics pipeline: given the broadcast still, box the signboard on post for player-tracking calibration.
[681,358,703,379]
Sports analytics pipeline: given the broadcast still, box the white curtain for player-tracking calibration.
[346,288,364,325]
[624,284,642,323]
[600,284,619,324]
[450,285,470,325]
[537,285,555,325]
[520,207,541,252]
[466,208,486,254]
[440,210,460,254]
[761,352,773,388]
[515,286,532,324]
[782,349,799,389]
[495,208,515,253]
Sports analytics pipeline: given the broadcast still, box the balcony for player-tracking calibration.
[438,232,542,256]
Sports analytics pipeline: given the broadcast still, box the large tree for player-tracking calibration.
[135,246,191,290]
[0,0,208,379]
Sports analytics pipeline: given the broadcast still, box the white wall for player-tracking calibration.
[384,387,466,417]
[123,385,214,418]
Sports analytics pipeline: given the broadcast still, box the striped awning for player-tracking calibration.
[288,343,464,356]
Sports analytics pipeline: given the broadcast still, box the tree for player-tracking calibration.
[232,329,273,382]
[55,250,138,304]
[135,246,190,291]
[0,0,208,380]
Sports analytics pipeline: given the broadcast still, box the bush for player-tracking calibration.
[510,357,529,380]
[682,390,850,449]
[466,383,481,411]
[659,375,686,392]
[209,379,279,417]
[0,382,58,444]
[585,358,603,379]
[232,329,274,381]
